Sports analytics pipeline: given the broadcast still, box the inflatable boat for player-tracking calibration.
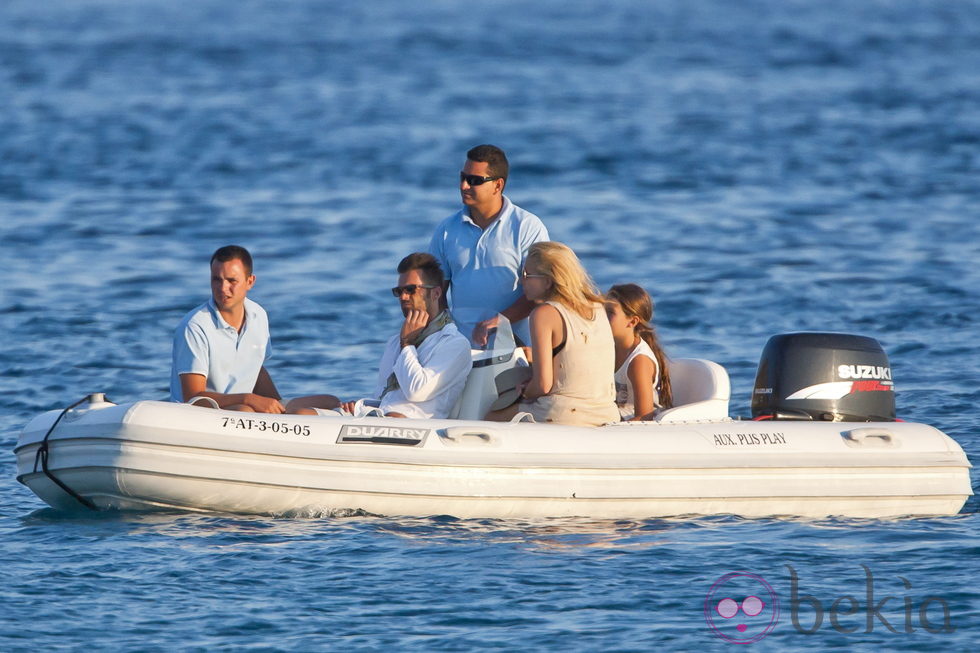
[14,331,973,519]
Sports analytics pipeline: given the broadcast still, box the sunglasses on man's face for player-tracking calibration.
[460,172,501,187]
[391,284,437,297]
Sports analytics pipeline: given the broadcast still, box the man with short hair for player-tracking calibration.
[170,245,283,413]
[429,144,549,347]
[286,253,471,419]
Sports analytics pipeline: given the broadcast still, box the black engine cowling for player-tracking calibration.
[751,333,895,422]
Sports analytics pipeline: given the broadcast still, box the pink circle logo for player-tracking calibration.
[704,572,780,643]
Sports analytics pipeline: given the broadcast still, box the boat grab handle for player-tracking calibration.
[187,395,221,409]
[440,427,496,445]
[842,428,898,447]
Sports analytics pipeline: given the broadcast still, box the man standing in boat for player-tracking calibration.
[169,245,284,413]
[429,144,549,347]
[286,253,471,419]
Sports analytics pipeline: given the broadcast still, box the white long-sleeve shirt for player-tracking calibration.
[371,323,472,419]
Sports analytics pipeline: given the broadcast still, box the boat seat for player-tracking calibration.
[449,348,530,420]
[655,358,730,423]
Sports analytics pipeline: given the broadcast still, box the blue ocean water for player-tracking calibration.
[2,0,979,649]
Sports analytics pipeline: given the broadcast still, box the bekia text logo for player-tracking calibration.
[705,566,955,643]
[703,572,780,643]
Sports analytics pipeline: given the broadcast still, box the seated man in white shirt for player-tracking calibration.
[286,253,471,419]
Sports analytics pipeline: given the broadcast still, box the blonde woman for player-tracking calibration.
[486,241,619,426]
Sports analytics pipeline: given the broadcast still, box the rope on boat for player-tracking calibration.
[33,395,100,511]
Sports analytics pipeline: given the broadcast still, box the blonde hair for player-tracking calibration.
[526,241,603,320]
[606,283,673,408]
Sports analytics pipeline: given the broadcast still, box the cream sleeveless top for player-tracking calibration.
[524,301,619,427]
[614,339,660,420]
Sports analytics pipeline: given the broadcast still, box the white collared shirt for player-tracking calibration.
[371,323,472,419]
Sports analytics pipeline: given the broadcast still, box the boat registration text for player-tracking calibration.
[220,417,311,437]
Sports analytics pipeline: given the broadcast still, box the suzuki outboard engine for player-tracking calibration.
[751,333,895,421]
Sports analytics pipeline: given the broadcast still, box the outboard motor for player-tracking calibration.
[751,333,895,421]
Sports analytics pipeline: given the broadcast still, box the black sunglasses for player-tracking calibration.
[391,284,437,297]
[460,172,501,187]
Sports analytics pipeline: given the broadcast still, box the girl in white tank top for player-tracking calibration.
[613,339,660,420]
[605,284,673,421]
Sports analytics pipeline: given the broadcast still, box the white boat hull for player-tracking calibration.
[15,400,973,519]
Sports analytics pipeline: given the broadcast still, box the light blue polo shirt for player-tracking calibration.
[429,195,549,346]
[169,297,272,402]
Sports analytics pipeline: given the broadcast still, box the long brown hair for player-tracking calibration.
[606,283,672,408]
